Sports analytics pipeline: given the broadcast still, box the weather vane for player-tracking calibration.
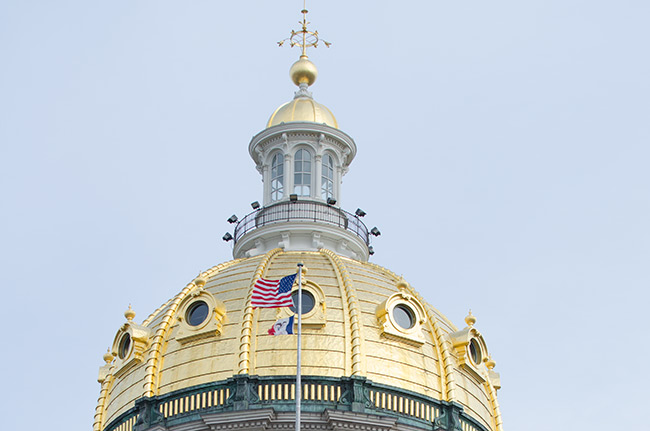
[278,1,331,58]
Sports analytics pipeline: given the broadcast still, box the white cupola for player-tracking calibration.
[231,56,372,261]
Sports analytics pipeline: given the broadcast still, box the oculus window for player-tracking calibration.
[186,301,209,327]
[290,290,315,315]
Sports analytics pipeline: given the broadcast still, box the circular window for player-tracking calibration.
[469,338,482,365]
[393,304,415,329]
[290,290,315,315]
[118,333,131,359]
[186,301,210,327]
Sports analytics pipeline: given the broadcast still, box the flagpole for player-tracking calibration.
[295,262,303,431]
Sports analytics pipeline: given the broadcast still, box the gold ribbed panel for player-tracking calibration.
[485,379,503,431]
[142,260,241,397]
[363,259,457,401]
[238,248,283,374]
[93,367,115,431]
[319,249,365,375]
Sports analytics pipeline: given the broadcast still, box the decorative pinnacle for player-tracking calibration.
[194,273,207,289]
[277,2,331,59]
[124,304,136,321]
[465,309,476,327]
[397,275,409,290]
[103,349,114,364]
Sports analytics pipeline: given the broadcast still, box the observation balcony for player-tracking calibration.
[232,200,371,261]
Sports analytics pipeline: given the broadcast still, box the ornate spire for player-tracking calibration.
[278,2,331,92]
[277,2,331,59]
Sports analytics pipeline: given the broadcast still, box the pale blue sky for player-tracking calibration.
[1,1,649,430]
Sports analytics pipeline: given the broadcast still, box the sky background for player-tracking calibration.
[1,1,649,430]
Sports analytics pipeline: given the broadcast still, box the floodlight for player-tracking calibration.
[368,246,375,255]
[251,201,260,210]
[327,197,337,205]
[222,232,233,242]
[370,227,381,236]
[290,194,298,202]
[227,215,238,224]
[355,208,366,217]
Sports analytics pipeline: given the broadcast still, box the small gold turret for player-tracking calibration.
[103,349,114,364]
[267,3,337,129]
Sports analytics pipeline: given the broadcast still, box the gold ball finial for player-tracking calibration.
[397,276,409,290]
[103,349,114,364]
[124,304,136,322]
[465,310,476,327]
[299,262,308,275]
[485,356,496,370]
[194,274,207,289]
[290,57,318,87]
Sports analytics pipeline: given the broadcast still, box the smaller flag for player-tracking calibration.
[268,315,295,335]
[251,273,297,308]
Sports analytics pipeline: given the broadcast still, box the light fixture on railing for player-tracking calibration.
[251,201,260,210]
[355,208,366,217]
[222,232,233,242]
[227,215,238,224]
[368,246,375,255]
[289,194,298,202]
[370,227,381,236]
[327,197,337,205]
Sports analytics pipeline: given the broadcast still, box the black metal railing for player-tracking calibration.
[103,375,489,431]
[233,201,369,245]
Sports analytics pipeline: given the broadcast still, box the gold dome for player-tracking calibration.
[95,249,502,431]
[266,97,338,129]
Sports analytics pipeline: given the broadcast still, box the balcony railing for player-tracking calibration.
[233,201,369,245]
[103,375,489,431]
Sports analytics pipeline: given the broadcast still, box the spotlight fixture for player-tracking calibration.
[251,201,260,210]
[368,246,375,255]
[355,208,366,217]
[227,215,238,224]
[327,197,337,205]
[370,227,381,236]
[222,232,233,242]
[289,194,298,202]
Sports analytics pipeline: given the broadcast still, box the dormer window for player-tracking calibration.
[321,153,334,200]
[271,153,284,201]
[294,149,312,196]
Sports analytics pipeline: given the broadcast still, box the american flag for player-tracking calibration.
[251,273,297,308]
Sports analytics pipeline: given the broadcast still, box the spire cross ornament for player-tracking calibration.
[278,2,331,58]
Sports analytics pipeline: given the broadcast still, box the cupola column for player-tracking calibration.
[262,164,270,206]
[284,153,293,199]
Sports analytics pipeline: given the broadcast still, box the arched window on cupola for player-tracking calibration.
[270,153,284,201]
[321,153,334,200]
[294,149,312,196]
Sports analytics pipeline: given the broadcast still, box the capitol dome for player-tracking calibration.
[95,251,502,431]
[94,9,503,431]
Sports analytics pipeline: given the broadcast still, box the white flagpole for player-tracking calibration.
[295,263,303,431]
